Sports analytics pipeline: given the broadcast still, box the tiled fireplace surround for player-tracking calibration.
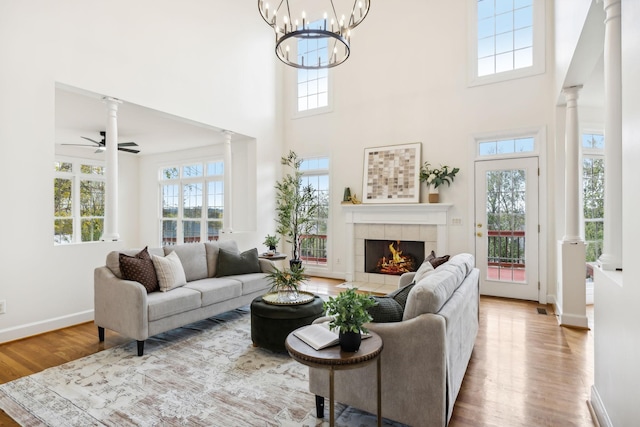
[343,203,452,286]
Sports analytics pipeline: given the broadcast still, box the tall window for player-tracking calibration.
[54,159,105,244]
[582,133,605,266]
[299,156,329,266]
[297,21,330,113]
[470,0,544,85]
[160,160,224,246]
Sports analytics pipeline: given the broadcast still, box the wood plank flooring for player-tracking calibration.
[0,278,595,426]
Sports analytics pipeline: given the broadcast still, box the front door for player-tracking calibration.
[474,157,539,301]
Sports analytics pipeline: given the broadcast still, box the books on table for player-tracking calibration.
[293,323,371,351]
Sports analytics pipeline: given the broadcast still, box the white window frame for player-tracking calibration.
[467,0,546,87]
[159,159,224,246]
[580,130,605,263]
[54,156,106,245]
[299,156,330,268]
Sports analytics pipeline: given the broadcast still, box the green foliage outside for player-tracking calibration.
[583,157,604,262]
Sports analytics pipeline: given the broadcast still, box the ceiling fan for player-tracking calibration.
[63,131,140,154]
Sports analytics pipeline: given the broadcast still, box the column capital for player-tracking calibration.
[562,85,583,103]
[102,96,122,108]
[601,0,621,22]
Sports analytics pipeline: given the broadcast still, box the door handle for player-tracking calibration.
[476,232,483,237]
[477,223,483,228]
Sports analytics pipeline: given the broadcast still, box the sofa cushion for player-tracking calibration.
[387,282,416,310]
[368,296,404,323]
[403,253,475,320]
[147,287,202,321]
[216,248,262,277]
[184,277,243,306]
[106,247,164,278]
[152,251,188,292]
[164,243,208,282]
[205,240,239,277]
[119,247,159,293]
[413,259,435,283]
[227,272,271,295]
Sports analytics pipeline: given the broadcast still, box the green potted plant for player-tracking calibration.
[274,150,319,269]
[323,288,376,352]
[266,264,307,303]
[419,162,460,203]
[263,234,280,253]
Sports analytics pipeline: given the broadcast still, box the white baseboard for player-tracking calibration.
[0,309,94,344]
[591,385,613,427]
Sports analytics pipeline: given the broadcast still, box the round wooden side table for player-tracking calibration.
[285,329,383,427]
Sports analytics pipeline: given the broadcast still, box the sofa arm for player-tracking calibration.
[259,258,277,273]
[398,271,416,288]
[94,266,150,341]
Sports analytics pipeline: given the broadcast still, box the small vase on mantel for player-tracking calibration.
[428,186,440,203]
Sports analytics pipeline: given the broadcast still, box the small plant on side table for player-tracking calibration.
[263,234,280,253]
[323,287,376,352]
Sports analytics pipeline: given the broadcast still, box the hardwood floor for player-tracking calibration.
[0,278,595,426]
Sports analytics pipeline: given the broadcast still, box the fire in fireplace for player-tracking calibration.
[365,239,425,276]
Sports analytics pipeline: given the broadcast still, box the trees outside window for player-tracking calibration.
[582,133,605,272]
[299,156,329,266]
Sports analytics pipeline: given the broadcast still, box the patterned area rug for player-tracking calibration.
[0,308,405,426]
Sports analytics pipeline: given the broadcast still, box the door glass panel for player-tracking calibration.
[486,169,526,283]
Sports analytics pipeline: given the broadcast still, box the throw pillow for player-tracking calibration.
[216,247,262,277]
[425,250,450,269]
[119,247,159,293]
[152,251,188,292]
[413,260,435,284]
[387,282,416,310]
[367,296,404,323]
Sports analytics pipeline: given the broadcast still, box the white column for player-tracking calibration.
[563,86,583,242]
[100,97,122,241]
[221,130,233,235]
[599,0,623,271]
[556,86,588,329]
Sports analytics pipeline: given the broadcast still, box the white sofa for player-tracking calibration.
[308,253,480,427]
[94,240,274,356]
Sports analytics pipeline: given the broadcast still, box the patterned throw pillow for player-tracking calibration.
[152,251,188,292]
[368,296,404,323]
[387,282,416,310]
[216,248,262,277]
[119,247,159,293]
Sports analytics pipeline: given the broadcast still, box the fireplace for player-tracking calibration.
[365,239,425,276]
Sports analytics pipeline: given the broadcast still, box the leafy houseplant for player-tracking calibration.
[266,265,307,303]
[263,234,280,252]
[419,162,460,203]
[323,288,376,352]
[274,151,319,268]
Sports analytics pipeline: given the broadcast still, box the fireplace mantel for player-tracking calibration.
[342,203,453,282]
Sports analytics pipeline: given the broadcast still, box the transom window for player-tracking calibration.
[469,0,544,85]
[296,20,330,114]
[54,158,105,244]
[299,156,329,266]
[160,160,224,246]
[478,136,535,157]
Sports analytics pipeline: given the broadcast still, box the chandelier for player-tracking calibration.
[258,0,370,70]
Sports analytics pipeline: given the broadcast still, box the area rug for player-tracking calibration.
[0,308,405,427]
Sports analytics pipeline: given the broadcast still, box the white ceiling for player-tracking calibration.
[55,87,238,156]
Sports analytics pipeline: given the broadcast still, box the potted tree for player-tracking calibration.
[274,150,319,269]
[323,288,376,352]
[263,234,280,254]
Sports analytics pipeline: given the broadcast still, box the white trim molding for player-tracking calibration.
[591,385,613,427]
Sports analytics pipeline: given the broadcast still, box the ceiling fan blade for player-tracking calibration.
[80,136,102,145]
[62,143,96,147]
[118,147,140,154]
[118,142,138,147]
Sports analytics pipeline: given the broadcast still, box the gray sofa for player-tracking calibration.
[94,240,274,356]
[309,253,480,427]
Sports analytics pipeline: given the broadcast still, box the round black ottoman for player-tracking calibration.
[250,294,325,352]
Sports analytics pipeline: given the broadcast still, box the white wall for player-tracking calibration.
[0,0,280,342]
[283,0,556,282]
[592,1,640,425]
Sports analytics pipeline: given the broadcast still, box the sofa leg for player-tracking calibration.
[137,340,145,356]
[98,327,105,342]
[315,395,324,418]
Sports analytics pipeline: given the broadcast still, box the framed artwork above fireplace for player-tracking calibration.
[362,142,421,204]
